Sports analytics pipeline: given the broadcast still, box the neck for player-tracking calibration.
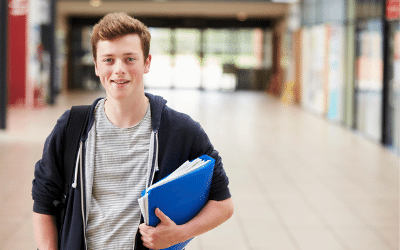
[104,94,148,128]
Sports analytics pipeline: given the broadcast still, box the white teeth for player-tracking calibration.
[113,80,128,84]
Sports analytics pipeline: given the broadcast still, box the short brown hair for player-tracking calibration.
[91,12,151,61]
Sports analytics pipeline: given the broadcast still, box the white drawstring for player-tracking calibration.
[72,141,83,188]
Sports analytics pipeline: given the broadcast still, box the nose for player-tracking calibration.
[113,59,126,75]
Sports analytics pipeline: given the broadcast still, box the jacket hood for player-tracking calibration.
[145,92,167,132]
[85,93,167,137]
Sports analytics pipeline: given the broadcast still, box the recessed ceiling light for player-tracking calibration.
[271,0,298,2]
[90,0,102,7]
[237,12,247,22]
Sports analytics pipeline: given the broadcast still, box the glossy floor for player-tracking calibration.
[0,89,398,250]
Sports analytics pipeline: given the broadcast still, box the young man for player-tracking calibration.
[32,12,233,250]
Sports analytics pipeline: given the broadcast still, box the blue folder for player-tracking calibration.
[139,155,215,250]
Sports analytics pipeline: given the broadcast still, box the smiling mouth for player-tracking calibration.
[111,79,130,84]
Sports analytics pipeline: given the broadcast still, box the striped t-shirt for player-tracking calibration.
[85,99,152,249]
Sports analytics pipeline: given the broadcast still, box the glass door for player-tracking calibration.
[354,20,383,142]
[145,28,173,88]
[203,28,235,90]
[387,21,400,154]
[203,28,258,90]
[173,28,202,89]
[145,28,203,89]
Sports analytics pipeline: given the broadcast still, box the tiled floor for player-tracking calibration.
[0,89,398,250]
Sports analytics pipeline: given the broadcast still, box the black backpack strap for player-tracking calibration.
[53,105,91,229]
[63,105,91,197]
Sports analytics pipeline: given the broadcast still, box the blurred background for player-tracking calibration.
[1,0,400,154]
[0,0,399,249]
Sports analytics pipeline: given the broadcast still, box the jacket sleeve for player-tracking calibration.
[32,110,70,215]
[189,123,231,202]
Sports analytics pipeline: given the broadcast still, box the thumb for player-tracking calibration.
[155,208,173,224]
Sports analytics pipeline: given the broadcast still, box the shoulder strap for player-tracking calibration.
[63,105,91,197]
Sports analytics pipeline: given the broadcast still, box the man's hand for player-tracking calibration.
[139,198,234,249]
[139,208,186,250]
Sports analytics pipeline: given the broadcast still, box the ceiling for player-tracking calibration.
[58,1,290,20]
[57,0,290,31]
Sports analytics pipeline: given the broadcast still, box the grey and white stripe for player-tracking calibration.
[85,99,152,249]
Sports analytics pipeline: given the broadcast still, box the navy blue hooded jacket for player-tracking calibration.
[32,93,231,249]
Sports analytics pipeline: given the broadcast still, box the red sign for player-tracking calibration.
[387,0,400,20]
[8,0,28,106]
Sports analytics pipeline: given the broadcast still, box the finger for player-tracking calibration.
[138,223,147,234]
[141,235,153,245]
[142,237,156,250]
[139,223,153,236]
[155,208,173,224]
[142,239,152,249]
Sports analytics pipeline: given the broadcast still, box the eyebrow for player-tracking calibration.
[99,52,140,57]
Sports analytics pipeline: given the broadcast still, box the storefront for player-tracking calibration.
[354,19,384,142]
[385,0,400,153]
[300,0,400,154]
[5,0,59,108]
[300,0,347,121]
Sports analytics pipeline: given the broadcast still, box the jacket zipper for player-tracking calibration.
[79,141,88,249]
[135,132,158,250]
[72,141,88,249]
[151,132,159,186]
[146,131,159,189]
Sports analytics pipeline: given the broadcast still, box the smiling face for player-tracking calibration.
[94,34,151,102]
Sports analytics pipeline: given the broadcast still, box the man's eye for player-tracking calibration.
[126,57,135,62]
[103,58,113,63]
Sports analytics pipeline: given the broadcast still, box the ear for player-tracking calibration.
[144,54,152,74]
[94,58,99,76]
